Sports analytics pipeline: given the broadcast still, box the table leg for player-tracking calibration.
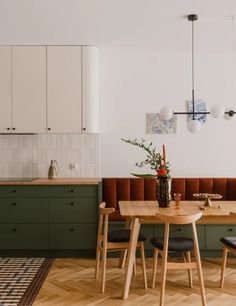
[122,217,140,299]
[119,218,132,268]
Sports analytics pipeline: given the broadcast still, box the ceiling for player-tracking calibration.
[1,0,236,52]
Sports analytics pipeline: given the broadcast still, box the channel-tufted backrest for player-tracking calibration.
[102,178,236,221]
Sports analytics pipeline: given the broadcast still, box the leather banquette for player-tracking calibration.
[102,178,236,221]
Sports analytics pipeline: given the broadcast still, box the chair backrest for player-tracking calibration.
[98,202,115,244]
[155,211,203,225]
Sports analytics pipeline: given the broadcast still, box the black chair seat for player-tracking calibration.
[221,237,236,249]
[108,229,146,243]
[150,237,194,252]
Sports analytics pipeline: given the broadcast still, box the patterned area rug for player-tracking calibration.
[0,257,54,306]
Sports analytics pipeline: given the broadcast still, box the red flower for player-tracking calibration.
[157,168,167,177]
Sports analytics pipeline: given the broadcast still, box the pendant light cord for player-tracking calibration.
[191,19,195,119]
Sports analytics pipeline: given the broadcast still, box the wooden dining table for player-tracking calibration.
[118,200,236,299]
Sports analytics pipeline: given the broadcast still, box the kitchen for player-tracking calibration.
[1,1,236,305]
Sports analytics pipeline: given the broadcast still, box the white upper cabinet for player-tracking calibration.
[12,46,46,133]
[0,45,99,134]
[0,47,12,133]
[47,46,99,134]
[47,46,82,133]
[82,46,99,133]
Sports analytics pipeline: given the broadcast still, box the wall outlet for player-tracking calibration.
[69,163,79,171]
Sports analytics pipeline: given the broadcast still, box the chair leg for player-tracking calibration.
[133,256,137,275]
[186,251,193,288]
[95,247,101,279]
[160,223,169,306]
[152,248,159,288]
[140,242,147,289]
[101,248,107,293]
[192,223,206,306]
[220,246,228,288]
[119,250,127,269]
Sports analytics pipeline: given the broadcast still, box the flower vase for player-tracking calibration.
[156,177,172,207]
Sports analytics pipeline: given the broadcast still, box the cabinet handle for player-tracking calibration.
[227,228,233,232]
[12,228,16,232]
[12,190,16,193]
[177,228,181,232]
[70,228,74,232]
[82,128,86,131]
[12,202,16,206]
[48,128,51,131]
[70,202,74,206]
[70,189,74,193]
[12,128,15,131]
[7,128,10,130]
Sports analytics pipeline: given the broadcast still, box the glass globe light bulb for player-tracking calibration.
[210,105,225,119]
[159,107,173,121]
[187,119,201,133]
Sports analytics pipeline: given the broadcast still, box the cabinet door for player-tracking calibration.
[47,46,82,133]
[12,46,46,133]
[0,46,11,133]
[0,224,48,249]
[49,224,97,249]
[205,225,236,250]
[49,197,97,223]
[82,46,99,133]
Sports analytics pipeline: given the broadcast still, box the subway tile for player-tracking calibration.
[0,134,99,178]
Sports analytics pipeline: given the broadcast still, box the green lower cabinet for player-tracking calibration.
[0,198,48,223]
[48,185,97,198]
[0,186,48,197]
[49,224,97,250]
[205,225,236,250]
[154,224,205,250]
[0,224,48,249]
[49,198,97,223]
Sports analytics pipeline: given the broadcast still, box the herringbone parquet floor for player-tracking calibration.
[33,258,236,306]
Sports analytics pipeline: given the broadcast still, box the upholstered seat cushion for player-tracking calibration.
[108,229,146,243]
[150,237,194,251]
[221,237,236,249]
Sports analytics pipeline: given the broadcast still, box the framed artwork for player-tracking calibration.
[147,113,177,134]
[187,99,207,124]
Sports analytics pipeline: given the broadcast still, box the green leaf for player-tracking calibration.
[131,173,157,178]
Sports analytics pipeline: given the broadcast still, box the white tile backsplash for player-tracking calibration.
[0,134,100,178]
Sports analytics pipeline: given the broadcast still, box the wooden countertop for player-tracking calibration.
[0,178,101,185]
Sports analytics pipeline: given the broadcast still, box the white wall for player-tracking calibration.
[1,0,236,178]
[100,46,236,177]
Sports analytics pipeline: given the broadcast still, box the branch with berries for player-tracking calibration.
[121,138,170,177]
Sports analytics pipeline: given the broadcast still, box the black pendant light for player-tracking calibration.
[158,14,236,133]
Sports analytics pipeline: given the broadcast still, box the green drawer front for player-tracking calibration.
[0,224,48,249]
[205,225,236,250]
[48,185,97,198]
[0,186,48,197]
[0,198,48,223]
[49,224,97,249]
[49,198,97,223]
[154,224,205,250]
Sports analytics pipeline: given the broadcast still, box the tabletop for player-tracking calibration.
[118,200,236,224]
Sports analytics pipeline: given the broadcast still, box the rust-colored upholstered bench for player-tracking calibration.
[102,178,236,221]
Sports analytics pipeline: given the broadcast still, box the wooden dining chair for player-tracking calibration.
[220,213,236,288]
[150,211,206,306]
[95,202,147,293]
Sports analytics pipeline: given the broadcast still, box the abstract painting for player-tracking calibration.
[147,113,177,134]
[187,99,207,124]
